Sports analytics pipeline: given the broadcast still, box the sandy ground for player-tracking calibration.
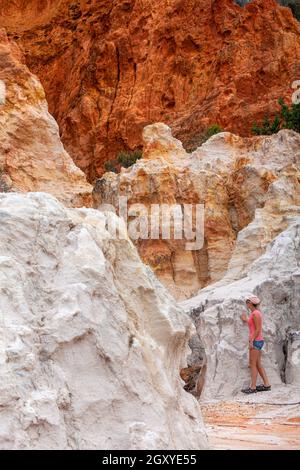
[201,385,300,450]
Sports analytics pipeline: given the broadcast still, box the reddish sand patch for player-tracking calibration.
[202,402,300,450]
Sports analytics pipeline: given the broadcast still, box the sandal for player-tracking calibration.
[256,384,271,392]
[241,387,257,394]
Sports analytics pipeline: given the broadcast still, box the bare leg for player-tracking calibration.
[248,347,251,368]
[250,348,260,389]
[257,352,270,387]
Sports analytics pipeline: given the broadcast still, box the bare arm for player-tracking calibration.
[240,312,248,323]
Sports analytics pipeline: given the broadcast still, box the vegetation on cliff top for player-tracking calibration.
[252,99,300,135]
[235,0,300,20]
[104,150,143,173]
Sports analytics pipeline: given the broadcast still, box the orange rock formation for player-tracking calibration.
[1,0,300,180]
[0,29,92,207]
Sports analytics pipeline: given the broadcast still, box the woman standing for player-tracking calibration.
[240,296,271,394]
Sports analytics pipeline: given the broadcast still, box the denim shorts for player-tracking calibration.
[253,340,264,351]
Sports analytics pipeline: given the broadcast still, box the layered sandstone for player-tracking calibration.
[0,29,92,207]
[1,0,300,179]
[0,191,207,450]
[94,123,300,300]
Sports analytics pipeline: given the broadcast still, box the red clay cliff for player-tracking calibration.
[1,0,300,180]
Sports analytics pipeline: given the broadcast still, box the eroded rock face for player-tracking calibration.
[181,220,300,400]
[0,192,207,450]
[94,124,300,301]
[2,0,300,179]
[0,29,92,207]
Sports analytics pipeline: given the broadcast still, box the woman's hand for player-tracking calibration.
[249,340,254,350]
[240,312,248,323]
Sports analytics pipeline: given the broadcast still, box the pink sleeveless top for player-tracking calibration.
[248,309,264,341]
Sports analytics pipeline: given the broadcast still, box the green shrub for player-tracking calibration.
[279,97,300,133]
[234,1,300,20]
[104,159,119,173]
[279,1,300,21]
[117,150,142,168]
[234,0,251,6]
[252,115,281,136]
[104,150,143,173]
[252,99,300,136]
[203,124,223,141]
